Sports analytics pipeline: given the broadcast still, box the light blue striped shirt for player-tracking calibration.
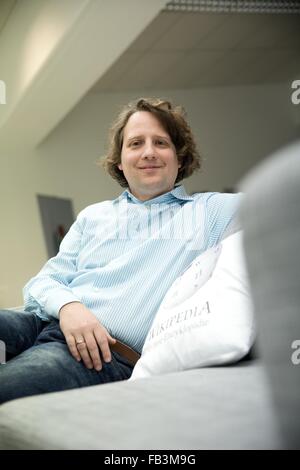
[23,185,241,353]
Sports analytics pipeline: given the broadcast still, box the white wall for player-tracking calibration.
[0,0,166,150]
[0,0,88,127]
[0,81,299,306]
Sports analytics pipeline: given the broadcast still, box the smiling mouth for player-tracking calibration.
[139,166,162,169]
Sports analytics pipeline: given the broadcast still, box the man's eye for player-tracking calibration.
[130,141,141,147]
[156,139,168,146]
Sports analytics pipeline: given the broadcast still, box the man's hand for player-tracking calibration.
[59,302,116,371]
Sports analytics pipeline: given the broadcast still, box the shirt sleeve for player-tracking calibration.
[23,212,85,319]
[205,192,243,246]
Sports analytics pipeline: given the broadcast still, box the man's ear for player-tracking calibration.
[118,163,123,171]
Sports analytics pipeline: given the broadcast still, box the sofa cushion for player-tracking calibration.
[239,139,300,449]
[0,362,282,450]
[131,231,255,379]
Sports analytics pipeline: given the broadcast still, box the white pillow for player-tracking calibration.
[130,231,256,380]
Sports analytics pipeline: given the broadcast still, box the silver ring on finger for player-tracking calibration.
[76,338,86,346]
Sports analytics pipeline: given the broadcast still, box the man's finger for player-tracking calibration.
[76,341,93,369]
[84,332,102,371]
[94,329,112,363]
[107,334,117,345]
[66,335,81,361]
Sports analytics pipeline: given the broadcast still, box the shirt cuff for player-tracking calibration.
[44,289,81,319]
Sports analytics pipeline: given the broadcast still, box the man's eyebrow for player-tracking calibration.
[126,135,144,142]
[126,134,171,142]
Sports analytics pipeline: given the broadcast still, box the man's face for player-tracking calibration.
[118,111,181,201]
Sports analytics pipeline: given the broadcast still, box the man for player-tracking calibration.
[0,98,241,403]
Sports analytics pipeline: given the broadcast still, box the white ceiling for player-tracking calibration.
[0,0,17,36]
[92,10,300,92]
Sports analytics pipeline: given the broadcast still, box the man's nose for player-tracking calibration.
[142,141,156,159]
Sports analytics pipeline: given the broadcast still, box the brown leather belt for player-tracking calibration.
[110,340,140,367]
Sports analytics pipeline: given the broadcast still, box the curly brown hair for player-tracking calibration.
[100,97,201,188]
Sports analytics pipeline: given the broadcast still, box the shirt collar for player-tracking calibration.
[118,185,194,205]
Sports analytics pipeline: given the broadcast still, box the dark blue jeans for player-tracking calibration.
[0,309,133,404]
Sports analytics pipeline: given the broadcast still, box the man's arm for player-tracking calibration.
[23,216,83,317]
[23,212,116,370]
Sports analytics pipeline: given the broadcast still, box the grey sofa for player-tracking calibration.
[0,141,299,450]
